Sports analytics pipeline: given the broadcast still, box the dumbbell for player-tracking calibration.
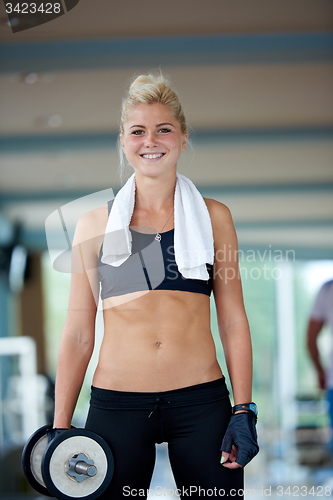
[22,424,114,500]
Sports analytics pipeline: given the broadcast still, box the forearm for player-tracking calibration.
[220,318,253,405]
[307,340,324,372]
[306,319,325,372]
[53,330,94,428]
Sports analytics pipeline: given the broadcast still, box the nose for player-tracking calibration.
[144,130,157,148]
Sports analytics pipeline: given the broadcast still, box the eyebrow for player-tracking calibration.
[129,122,175,129]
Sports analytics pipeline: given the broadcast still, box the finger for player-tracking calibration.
[222,461,243,469]
[229,446,238,462]
[220,452,229,464]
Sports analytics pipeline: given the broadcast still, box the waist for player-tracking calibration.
[95,291,218,391]
[90,377,229,410]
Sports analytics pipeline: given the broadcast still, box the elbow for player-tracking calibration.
[76,334,95,355]
[218,314,250,336]
[62,328,95,354]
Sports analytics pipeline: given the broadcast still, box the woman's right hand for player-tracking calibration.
[46,428,69,443]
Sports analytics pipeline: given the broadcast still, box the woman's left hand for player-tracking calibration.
[220,411,259,468]
[221,444,242,469]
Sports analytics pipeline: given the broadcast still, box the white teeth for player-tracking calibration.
[142,153,164,159]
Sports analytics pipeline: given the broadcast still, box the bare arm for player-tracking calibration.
[53,211,101,428]
[208,199,253,406]
[306,318,325,390]
[207,199,253,469]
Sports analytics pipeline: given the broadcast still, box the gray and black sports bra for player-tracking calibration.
[98,200,213,299]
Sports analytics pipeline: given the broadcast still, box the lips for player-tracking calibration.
[140,153,165,159]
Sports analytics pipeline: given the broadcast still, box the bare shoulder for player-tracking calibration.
[203,197,233,226]
[74,203,109,245]
[203,197,237,248]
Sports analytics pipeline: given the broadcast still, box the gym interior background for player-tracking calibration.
[0,0,333,497]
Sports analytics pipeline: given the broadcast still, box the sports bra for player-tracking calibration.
[98,200,213,299]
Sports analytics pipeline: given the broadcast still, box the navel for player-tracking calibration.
[156,341,162,348]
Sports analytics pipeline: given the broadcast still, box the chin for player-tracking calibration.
[135,163,177,178]
[133,167,171,178]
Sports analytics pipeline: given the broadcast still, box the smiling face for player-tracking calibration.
[120,102,187,179]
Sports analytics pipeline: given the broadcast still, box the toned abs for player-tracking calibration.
[93,290,223,392]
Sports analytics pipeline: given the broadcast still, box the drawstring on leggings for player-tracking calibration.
[148,397,170,422]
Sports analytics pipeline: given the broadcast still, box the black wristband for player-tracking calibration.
[232,402,258,418]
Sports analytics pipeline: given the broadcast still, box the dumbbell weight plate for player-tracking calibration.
[21,423,54,497]
[42,429,114,500]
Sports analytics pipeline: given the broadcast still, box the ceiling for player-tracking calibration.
[0,0,332,42]
[0,0,332,258]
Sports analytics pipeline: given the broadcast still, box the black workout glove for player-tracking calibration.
[220,412,259,467]
[46,428,69,444]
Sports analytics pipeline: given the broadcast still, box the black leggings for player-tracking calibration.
[85,378,244,499]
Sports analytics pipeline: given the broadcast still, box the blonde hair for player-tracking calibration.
[118,72,187,182]
[120,72,187,135]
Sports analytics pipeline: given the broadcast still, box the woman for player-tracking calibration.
[52,73,259,499]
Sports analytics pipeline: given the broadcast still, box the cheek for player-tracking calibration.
[123,138,137,154]
[165,136,183,151]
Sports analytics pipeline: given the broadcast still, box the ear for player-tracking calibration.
[119,134,125,151]
[181,133,188,151]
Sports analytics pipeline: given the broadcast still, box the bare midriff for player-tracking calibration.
[92,289,223,392]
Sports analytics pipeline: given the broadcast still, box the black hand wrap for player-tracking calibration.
[46,428,68,444]
[220,412,259,467]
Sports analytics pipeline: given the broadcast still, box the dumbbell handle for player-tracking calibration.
[74,461,97,477]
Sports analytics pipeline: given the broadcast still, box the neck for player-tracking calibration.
[134,171,176,213]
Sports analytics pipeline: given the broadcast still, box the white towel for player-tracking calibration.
[101,173,214,280]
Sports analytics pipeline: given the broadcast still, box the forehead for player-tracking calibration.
[124,102,178,127]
